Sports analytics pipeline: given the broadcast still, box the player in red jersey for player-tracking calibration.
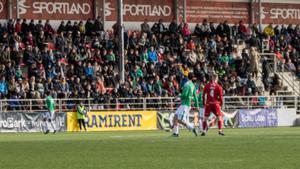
[202,73,225,136]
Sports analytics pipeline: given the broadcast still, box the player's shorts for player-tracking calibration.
[175,105,191,121]
[204,104,222,117]
[43,111,55,120]
[198,108,204,118]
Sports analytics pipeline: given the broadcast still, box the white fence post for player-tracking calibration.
[143,98,147,110]
[29,99,32,112]
[59,99,62,113]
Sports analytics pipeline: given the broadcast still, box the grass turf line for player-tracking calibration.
[0,127,299,169]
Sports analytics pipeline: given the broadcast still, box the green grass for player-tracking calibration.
[0,128,300,169]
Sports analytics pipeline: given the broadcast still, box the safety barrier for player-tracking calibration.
[0,95,299,114]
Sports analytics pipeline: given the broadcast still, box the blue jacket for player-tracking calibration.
[0,81,8,94]
[148,51,158,62]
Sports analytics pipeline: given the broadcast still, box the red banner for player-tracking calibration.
[17,0,94,20]
[0,0,7,19]
[100,0,174,22]
[180,0,250,24]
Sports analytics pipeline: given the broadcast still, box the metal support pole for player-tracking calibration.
[118,0,125,83]
[29,99,32,112]
[183,0,187,23]
[94,0,98,19]
[59,100,62,113]
[259,0,262,33]
[16,0,20,19]
[103,0,106,30]
[8,0,12,19]
[143,98,147,111]
[250,0,255,25]
[274,54,277,72]
[174,0,179,23]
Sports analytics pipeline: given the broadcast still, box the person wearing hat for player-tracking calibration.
[77,101,87,131]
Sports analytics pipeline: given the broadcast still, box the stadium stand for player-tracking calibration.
[0,18,299,109]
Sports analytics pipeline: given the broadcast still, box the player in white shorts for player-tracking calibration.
[43,92,57,134]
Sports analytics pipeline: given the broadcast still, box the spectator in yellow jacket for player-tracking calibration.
[264,23,275,37]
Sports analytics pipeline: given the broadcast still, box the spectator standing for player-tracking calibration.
[249,47,260,78]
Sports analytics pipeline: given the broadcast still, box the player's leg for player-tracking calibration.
[49,111,57,134]
[177,106,197,136]
[78,119,82,131]
[198,108,204,132]
[201,105,211,135]
[172,106,182,136]
[172,115,179,136]
[82,119,87,131]
[215,105,225,136]
[42,112,50,134]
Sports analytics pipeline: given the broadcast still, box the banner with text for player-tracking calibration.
[0,112,66,132]
[99,0,174,22]
[236,109,278,128]
[253,3,300,25]
[17,0,94,20]
[67,111,157,131]
[179,0,250,24]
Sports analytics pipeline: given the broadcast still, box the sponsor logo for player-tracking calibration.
[260,5,300,20]
[123,4,171,16]
[0,2,3,13]
[87,114,142,128]
[104,2,114,16]
[104,2,172,17]
[18,0,91,15]
[0,118,26,129]
[18,0,32,15]
[269,8,300,20]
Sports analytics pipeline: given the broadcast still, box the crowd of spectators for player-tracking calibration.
[0,17,299,107]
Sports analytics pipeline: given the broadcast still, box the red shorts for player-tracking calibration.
[204,104,222,117]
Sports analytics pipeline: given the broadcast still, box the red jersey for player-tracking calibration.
[203,82,223,106]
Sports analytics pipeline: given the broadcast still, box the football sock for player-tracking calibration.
[172,124,176,133]
[175,125,179,135]
[198,118,203,132]
[43,121,48,132]
[202,120,207,133]
[218,119,223,131]
[50,121,56,131]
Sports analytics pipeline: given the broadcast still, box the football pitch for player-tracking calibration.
[0,128,299,169]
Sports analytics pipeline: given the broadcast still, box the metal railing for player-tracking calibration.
[0,95,299,114]
[260,52,300,95]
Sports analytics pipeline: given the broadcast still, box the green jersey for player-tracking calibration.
[180,81,198,108]
[46,96,55,112]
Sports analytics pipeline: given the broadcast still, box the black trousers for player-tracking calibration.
[78,119,87,131]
